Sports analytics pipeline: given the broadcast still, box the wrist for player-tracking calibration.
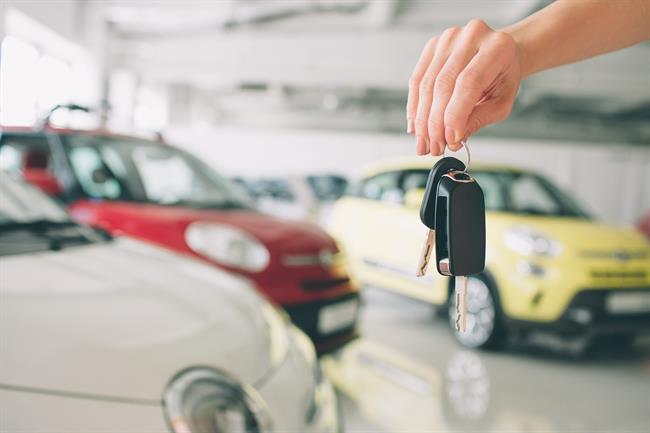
[502,25,535,78]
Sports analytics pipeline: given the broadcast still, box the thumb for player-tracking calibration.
[465,96,514,137]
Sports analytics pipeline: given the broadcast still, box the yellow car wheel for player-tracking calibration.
[448,275,506,350]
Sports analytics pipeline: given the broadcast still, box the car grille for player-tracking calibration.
[563,288,650,324]
[284,293,359,340]
[580,250,648,260]
[590,269,648,282]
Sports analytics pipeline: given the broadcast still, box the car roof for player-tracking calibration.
[361,156,527,178]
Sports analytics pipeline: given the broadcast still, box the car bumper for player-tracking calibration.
[255,326,340,433]
[507,287,650,337]
[284,292,361,355]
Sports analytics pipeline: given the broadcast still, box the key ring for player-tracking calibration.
[443,139,471,170]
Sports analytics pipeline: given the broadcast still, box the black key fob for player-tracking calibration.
[435,170,486,276]
[419,157,466,230]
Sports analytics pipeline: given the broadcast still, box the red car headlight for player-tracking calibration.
[185,222,270,273]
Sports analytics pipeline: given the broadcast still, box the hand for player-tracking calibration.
[406,19,522,155]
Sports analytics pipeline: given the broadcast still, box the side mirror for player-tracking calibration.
[404,188,425,208]
[23,169,63,196]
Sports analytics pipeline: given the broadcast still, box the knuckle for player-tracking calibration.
[489,31,515,52]
[427,118,444,131]
[408,75,420,91]
[441,26,461,41]
[434,72,455,93]
[444,110,462,128]
[425,36,438,49]
[465,19,489,35]
[419,75,436,93]
[456,69,481,91]
[415,113,429,126]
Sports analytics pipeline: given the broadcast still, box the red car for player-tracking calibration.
[0,125,360,354]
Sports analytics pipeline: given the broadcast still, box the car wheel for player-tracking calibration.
[448,275,505,350]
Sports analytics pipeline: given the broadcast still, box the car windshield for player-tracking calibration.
[61,135,254,210]
[471,170,589,218]
[401,169,589,218]
[0,171,101,255]
[0,171,70,225]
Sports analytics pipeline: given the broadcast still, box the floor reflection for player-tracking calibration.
[323,288,650,433]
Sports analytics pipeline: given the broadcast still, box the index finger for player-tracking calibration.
[406,36,438,133]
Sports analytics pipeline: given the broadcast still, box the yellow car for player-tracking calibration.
[329,157,650,349]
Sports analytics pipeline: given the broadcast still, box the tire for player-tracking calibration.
[448,274,506,350]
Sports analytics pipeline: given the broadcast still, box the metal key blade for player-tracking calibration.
[416,229,435,277]
[455,276,468,332]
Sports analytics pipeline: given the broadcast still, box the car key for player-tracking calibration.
[416,157,466,277]
[435,168,486,332]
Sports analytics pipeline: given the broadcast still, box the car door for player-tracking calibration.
[329,171,401,276]
[330,169,445,302]
[367,169,445,302]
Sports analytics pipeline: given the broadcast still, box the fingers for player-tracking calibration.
[444,32,515,148]
[427,19,494,155]
[409,19,522,156]
[465,93,516,137]
[407,37,438,142]
[426,21,492,155]
[415,28,460,155]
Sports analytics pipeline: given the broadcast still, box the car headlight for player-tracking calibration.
[185,222,270,272]
[164,368,271,433]
[505,226,562,257]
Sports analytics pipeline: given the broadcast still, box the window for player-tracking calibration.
[360,171,401,201]
[509,175,560,215]
[62,135,252,209]
[67,146,124,200]
[471,170,588,218]
[400,170,429,192]
[0,135,52,173]
[470,172,506,211]
[132,146,224,205]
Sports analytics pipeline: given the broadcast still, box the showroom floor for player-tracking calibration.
[322,289,650,433]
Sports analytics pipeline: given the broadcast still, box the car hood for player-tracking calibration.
[0,238,277,401]
[490,214,650,255]
[192,209,337,253]
[71,202,338,254]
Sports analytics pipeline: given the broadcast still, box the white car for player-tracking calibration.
[0,172,339,433]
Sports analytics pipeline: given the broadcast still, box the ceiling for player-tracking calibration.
[92,0,650,142]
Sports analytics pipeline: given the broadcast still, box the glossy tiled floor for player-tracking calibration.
[323,288,650,433]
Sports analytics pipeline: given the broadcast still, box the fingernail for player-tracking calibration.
[407,119,414,134]
[416,135,426,154]
[444,127,455,147]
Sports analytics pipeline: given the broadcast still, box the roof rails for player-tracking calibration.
[38,104,91,131]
